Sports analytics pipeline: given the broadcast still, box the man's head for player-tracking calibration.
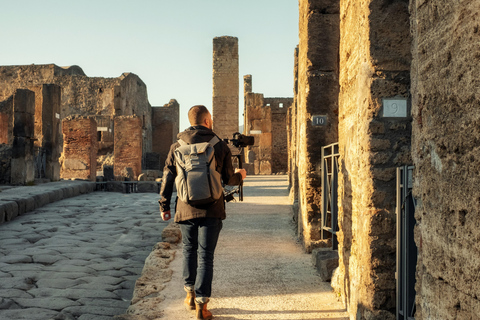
[188,105,212,130]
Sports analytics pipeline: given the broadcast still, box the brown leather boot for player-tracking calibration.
[195,298,212,320]
[184,286,195,311]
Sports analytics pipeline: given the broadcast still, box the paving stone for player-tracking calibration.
[0,263,44,272]
[77,275,125,286]
[0,297,21,309]
[0,289,33,299]
[0,254,33,264]
[32,254,66,265]
[63,305,125,317]
[0,277,37,290]
[15,297,81,311]
[78,315,112,320]
[0,308,58,320]
[36,278,85,290]
[60,288,120,300]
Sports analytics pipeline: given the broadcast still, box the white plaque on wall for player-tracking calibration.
[97,127,108,132]
[382,98,408,118]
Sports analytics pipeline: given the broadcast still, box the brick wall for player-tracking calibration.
[410,1,480,318]
[212,36,239,140]
[114,116,142,180]
[61,117,97,181]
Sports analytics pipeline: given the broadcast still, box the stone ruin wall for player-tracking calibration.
[335,0,412,318]
[243,88,292,175]
[61,117,97,181]
[410,1,480,318]
[295,0,340,251]
[114,116,143,180]
[212,36,239,141]
[265,98,291,174]
[152,99,180,170]
[0,64,153,157]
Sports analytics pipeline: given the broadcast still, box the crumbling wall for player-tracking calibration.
[243,76,292,175]
[61,117,97,181]
[296,0,340,250]
[244,92,272,175]
[152,99,180,168]
[410,1,480,318]
[212,36,239,140]
[114,116,142,180]
[334,0,412,318]
[0,64,153,155]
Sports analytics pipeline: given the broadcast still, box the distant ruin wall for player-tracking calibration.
[410,1,480,319]
[212,36,239,140]
[61,117,97,181]
[152,99,180,168]
[0,65,153,154]
[334,0,412,318]
[266,98,291,174]
[114,116,142,180]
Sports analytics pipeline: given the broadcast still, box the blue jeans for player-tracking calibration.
[179,217,223,298]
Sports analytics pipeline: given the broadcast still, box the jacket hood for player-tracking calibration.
[177,126,217,144]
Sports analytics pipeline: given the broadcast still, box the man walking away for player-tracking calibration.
[159,105,246,319]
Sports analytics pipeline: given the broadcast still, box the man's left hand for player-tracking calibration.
[161,210,171,221]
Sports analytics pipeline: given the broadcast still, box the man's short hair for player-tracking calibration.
[188,105,210,126]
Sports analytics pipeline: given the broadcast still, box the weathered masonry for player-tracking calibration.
[410,1,480,319]
[212,36,239,140]
[243,75,292,175]
[290,0,480,319]
[290,0,412,319]
[0,64,179,183]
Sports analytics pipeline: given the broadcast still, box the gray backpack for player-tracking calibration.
[174,136,223,205]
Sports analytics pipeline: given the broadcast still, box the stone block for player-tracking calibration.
[32,193,49,208]
[0,201,19,223]
[137,181,158,193]
[312,248,339,282]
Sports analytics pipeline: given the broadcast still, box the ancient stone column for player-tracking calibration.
[10,89,36,185]
[61,116,97,181]
[31,84,62,181]
[212,36,239,140]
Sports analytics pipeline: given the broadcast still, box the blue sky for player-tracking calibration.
[1,0,298,130]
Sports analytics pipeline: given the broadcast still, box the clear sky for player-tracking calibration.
[1,0,299,131]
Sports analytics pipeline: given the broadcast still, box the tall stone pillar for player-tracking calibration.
[11,89,36,185]
[61,116,97,181]
[297,0,340,250]
[32,84,62,181]
[334,0,412,318]
[212,36,239,140]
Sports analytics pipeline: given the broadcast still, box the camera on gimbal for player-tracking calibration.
[224,132,255,148]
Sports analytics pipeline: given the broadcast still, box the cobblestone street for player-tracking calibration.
[0,191,166,320]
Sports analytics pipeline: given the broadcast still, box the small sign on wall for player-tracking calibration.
[55,113,60,119]
[97,127,108,132]
[312,115,327,126]
[382,97,408,118]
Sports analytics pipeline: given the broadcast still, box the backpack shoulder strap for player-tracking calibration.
[208,136,220,146]
[178,139,188,146]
